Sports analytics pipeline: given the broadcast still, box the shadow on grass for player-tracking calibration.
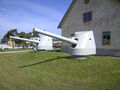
[18,56,70,68]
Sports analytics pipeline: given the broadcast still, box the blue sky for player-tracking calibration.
[0,0,72,38]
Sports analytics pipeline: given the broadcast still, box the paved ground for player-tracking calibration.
[0,50,33,54]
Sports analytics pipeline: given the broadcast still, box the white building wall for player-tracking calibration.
[60,0,120,56]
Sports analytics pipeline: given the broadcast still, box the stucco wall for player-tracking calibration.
[60,0,120,56]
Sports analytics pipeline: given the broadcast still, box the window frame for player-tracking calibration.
[83,11,92,22]
[84,0,90,4]
[102,31,111,46]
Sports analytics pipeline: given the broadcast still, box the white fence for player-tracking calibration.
[0,44,32,50]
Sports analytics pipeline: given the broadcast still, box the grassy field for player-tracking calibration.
[0,51,120,90]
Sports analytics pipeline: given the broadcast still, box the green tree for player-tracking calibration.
[2,29,36,49]
[17,32,33,48]
[2,29,17,49]
[2,29,17,42]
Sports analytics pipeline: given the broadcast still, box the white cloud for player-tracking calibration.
[0,0,62,38]
[0,0,63,19]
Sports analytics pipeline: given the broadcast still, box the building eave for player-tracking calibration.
[57,0,77,29]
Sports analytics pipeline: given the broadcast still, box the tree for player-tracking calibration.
[2,29,17,42]
[2,29,17,49]
[17,32,33,48]
[2,29,36,49]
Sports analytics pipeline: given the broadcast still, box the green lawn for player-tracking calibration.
[0,51,120,90]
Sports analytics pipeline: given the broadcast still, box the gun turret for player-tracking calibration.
[33,28,77,45]
[33,28,96,57]
[10,36,53,51]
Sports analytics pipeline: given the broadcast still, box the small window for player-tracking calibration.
[85,0,90,4]
[71,34,75,37]
[102,31,111,45]
[83,11,92,22]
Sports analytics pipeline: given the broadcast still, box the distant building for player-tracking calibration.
[58,0,120,56]
[30,37,40,41]
[53,39,62,48]
[8,40,15,47]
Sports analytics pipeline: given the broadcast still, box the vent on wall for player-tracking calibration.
[84,0,90,4]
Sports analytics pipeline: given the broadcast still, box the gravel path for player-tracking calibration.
[0,50,33,54]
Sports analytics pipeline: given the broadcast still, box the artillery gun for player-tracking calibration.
[33,28,96,58]
[10,36,53,51]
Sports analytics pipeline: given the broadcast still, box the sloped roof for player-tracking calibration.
[57,0,77,28]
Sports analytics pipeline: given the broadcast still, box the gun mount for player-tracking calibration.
[10,36,53,51]
[33,28,96,58]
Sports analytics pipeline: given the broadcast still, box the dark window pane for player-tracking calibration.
[107,35,110,39]
[83,12,92,22]
[71,34,75,37]
[85,0,90,4]
[102,31,111,45]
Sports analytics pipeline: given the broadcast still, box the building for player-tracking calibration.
[58,0,120,56]
[53,39,62,48]
[30,37,40,41]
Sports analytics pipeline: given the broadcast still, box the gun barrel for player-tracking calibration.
[34,28,77,44]
[10,36,39,43]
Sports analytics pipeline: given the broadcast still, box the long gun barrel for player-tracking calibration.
[33,28,77,45]
[10,36,40,43]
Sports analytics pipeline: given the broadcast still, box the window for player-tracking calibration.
[102,31,111,45]
[83,11,92,22]
[71,34,75,37]
[84,0,90,4]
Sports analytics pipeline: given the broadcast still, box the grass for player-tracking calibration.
[0,51,120,90]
